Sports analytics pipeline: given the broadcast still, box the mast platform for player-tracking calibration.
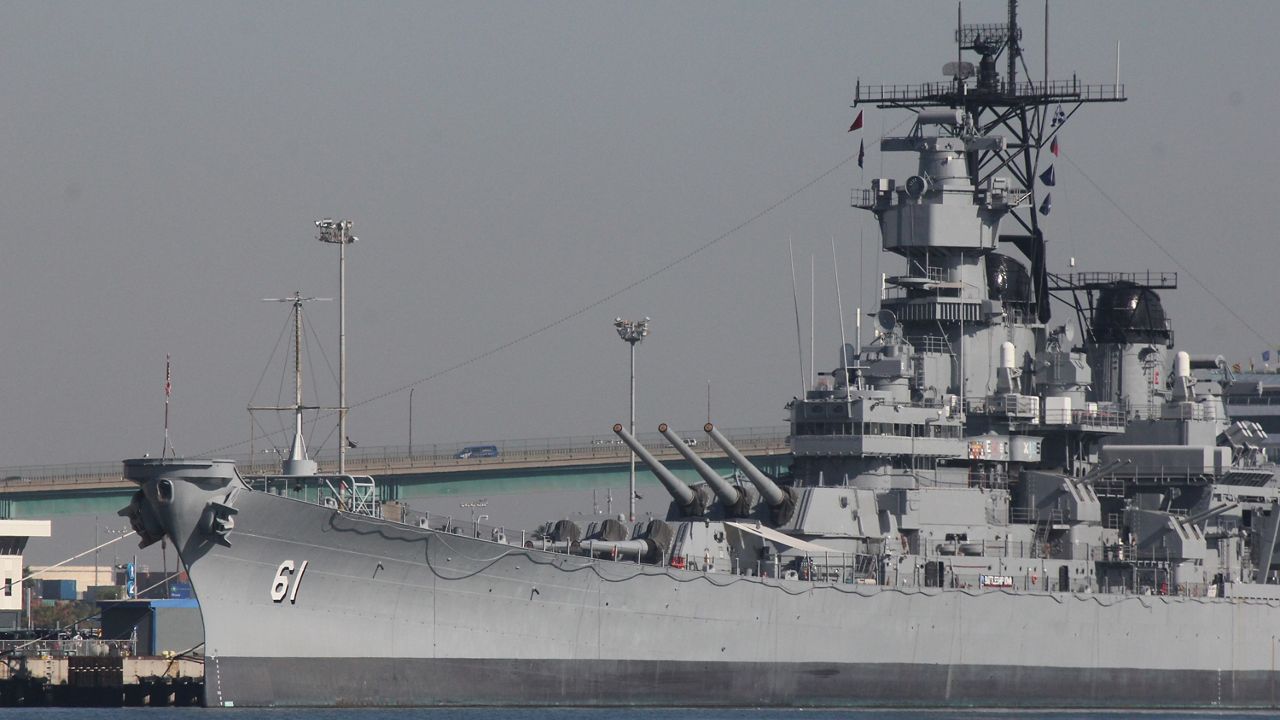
[854,79,1125,109]
[1050,271,1178,291]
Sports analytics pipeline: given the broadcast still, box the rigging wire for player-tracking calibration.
[250,412,282,457]
[198,147,863,456]
[247,310,294,453]
[273,325,291,444]
[1061,152,1269,345]
[247,310,293,402]
[1,569,186,658]
[301,301,340,394]
[304,305,340,453]
[12,531,135,586]
[300,312,319,452]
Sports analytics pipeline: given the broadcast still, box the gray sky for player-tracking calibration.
[1,1,1277,467]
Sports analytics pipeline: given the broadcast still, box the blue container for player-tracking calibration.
[40,579,76,601]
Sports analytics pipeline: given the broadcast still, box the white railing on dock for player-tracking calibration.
[0,638,138,658]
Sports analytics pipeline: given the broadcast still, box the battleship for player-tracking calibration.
[120,3,1280,709]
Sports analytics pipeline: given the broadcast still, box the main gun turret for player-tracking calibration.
[705,423,794,525]
[612,424,710,517]
[659,423,757,517]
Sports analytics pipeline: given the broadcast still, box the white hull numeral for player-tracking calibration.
[270,559,309,604]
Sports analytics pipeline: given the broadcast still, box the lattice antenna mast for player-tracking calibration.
[853,0,1125,323]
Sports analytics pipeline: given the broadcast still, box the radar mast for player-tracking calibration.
[853,0,1125,323]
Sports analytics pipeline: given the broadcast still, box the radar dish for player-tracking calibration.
[874,309,898,336]
[943,61,974,79]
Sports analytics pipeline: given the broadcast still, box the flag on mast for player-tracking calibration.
[848,110,863,132]
[1039,165,1056,187]
[857,139,865,168]
[162,354,173,458]
[1039,193,1052,216]
[1051,104,1067,127]
[1050,136,1060,156]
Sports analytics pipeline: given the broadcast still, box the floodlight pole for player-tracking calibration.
[614,317,650,523]
[316,219,356,474]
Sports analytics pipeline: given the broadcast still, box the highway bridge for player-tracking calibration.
[0,426,791,520]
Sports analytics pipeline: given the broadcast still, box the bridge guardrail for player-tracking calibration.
[0,426,791,492]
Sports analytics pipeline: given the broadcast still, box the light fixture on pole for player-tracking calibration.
[315,218,357,474]
[614,316,650,523]
[461,499,488,538]
[408,387,415,457]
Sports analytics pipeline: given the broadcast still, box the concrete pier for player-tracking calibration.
[0,655,202,706]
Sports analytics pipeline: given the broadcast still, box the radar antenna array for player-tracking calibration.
[956,23,1017,55]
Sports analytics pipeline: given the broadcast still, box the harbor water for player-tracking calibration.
[4,709,1278,720]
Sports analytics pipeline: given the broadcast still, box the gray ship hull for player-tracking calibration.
[171,483,1280,708]
[209,656,1280,708]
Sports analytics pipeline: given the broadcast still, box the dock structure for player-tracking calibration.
[0,653,203,706]
[0,521,51,631]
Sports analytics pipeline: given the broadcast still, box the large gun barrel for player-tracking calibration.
[581,519,675,565]
[705,423,794,524]
[1180,502,1239,528]
[612,424,706,516]
[659,423,752,516]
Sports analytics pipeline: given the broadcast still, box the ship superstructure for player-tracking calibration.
[119,3,1280,708]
